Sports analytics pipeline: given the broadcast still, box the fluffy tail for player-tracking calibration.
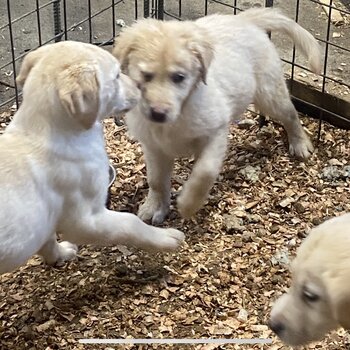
[238,8,322,74]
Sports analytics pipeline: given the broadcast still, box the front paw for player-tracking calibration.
[153,228,185,251]
[138,197,169,225]
[177,189,206,219]
[289,132,314,160]
[55,241,78,265]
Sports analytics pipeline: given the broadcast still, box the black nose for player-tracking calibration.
[150,108,167,123]
[268,319,285,336]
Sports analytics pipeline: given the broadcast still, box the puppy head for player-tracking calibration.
[17,42,139,129]
[269,271,338,346]
[269,215,350,346]
[113,19,214,124]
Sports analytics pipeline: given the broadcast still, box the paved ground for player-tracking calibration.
[0,0,349,108]
[0,0,138,107]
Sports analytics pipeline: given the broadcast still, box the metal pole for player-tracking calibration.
[53,0,62,42]
[144,0,150,18]
[157,0,164,19]
[7,0,19,108]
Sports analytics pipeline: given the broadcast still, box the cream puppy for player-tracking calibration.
[269,213,350,346]
[0,41,184,275]
[113,8,321,224]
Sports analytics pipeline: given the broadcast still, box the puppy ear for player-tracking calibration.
[16,48,46,88]
[113,34,134,72]
[188,30,214,84]
[57,64,100,129]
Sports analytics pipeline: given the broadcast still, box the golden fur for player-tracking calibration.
[270,214,350,345]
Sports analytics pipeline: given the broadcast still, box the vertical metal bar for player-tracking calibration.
[6,0,19,108]
[265,0,273,37]
[35,0,42,46]
[233,0,237,15]
[87,0,92,43]
[135,0,138,19]
[144,0,149,18]
[63,0,68,40]
[204,0,208,16]
[258,0,274,127]
[151,0,156,18]
[112,0,116,37]
[318,0,333,139]
[290,0,300,94]
[53,0,62,42]
[157,0,164,19]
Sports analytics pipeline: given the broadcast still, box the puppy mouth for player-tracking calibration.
[275,328,316,347]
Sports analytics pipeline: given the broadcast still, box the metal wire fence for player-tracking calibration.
[0,0,349,130]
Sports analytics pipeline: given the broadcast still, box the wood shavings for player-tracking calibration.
[0,113,349,349]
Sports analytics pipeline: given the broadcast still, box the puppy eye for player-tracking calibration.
[171,72,186,84]
[142,72,154,82]
[302,289,320,303]
[116,73,120,79]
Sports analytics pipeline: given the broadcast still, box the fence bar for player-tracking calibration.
[88,0,93,43]
[62,0,68,40]
[135,0,138,19]
[289,0,300,98]
[35,0,42,46]
[6,0,18,108]
[157,0,164,19]
[112,0,116,37]
[53,0,62,42]
[144,0,150,18]
[318,0,334,138]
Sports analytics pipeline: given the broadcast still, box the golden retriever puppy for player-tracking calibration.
[113,8,321,224]
[269,213,350,346]
[0,41,184,275]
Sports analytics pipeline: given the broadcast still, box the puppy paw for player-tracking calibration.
[177,190,205,219]
[55,241,78,265]
[289,134,314,160]
[138,198,169,225]
[154,228,185,251]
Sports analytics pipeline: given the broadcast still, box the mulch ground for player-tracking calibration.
[0,110,350,350]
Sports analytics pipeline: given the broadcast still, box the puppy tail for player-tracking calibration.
[238,8,322,74]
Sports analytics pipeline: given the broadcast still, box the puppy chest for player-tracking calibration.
[126,113,207,157]
[151,131,204,158]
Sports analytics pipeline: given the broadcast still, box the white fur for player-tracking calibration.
[0,41,184,275]
[113,8,321,224]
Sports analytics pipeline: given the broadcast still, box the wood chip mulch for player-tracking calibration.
[0,110,350,350]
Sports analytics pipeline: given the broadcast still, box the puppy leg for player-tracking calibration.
[177,128,228,218]
[38,234,78,265]
[138,146,174,225]
[255,69,313,159]
[62,209,184,251]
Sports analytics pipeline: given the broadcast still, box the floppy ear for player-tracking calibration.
[113,34,134,72]
[57,64,100,130]
[188,29,214,84]
[16,48,46,88]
